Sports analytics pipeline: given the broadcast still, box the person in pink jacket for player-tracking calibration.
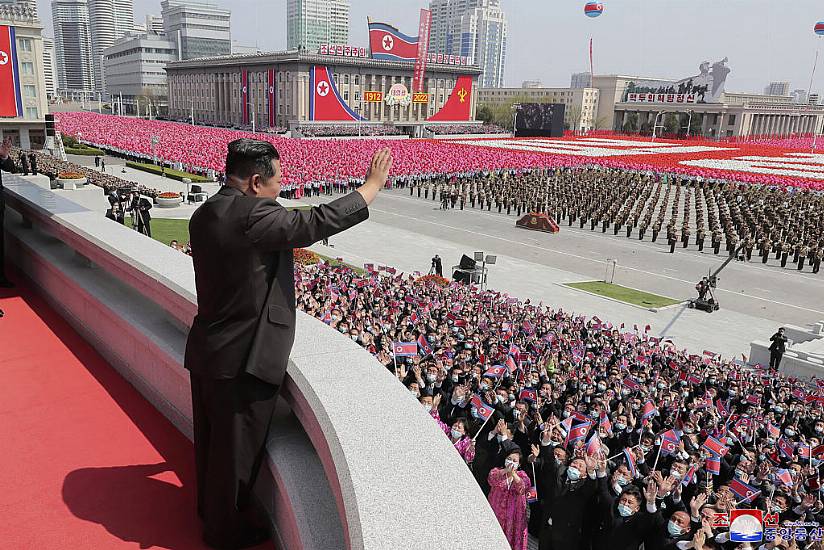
[487,446,531,550]
[428,396,475,464]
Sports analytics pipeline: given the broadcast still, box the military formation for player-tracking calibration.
[400,166,824,274]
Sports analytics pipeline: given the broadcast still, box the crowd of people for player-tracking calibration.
[295,258,824,550]
[297,124,402,137]
[425,124,508,135]
[403,166,824,274]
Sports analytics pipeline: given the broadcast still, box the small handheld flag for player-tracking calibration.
[392,341,418,357]
[623,448,638,478]
[728,478,760,504]
[706,455,721,475]
[586,433,602,456]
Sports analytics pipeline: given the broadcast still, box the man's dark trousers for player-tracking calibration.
[769,351,783,371]
[190,372,278,547]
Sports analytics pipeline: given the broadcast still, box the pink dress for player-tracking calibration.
[487,468,530,550]
[429,410,476,463]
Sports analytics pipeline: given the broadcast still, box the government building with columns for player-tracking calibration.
[593,72,824,139]
[164,50,481,130]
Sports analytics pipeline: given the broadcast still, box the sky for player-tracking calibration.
[35,0,824,94]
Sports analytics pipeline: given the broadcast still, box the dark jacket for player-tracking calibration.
[593,477,658,550]
[184,187,368,386]
[535,455,597,548]
[769,332,787,354]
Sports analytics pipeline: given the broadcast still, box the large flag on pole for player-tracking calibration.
[368,19,420,61]
[412,9,431,92]
[0,25,22,117]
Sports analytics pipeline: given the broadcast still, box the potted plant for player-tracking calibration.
[156,191,183,207]
[56,171,88,189]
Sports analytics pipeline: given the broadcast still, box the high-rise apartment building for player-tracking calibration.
[51,0,95,92]
[571,72,592,89]
[42,36,57,98]
[88,0,135,93]
[286,0,350,53]
[429,0,507,88]
[763,81,790,96]
[161,0,231,61]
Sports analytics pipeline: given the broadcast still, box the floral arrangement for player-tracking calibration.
[293,248,320,266]
[158,192,181,199]
[57,171,85,179]
[414,274,450,287]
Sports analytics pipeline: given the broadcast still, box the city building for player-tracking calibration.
[286,0,350,53]
[51,0,95,92]
[103,32,176,115]
[521,80,542,89]
[0,3,49,148]
[145,14,164,34]
[165,50,481,130]
[592,72,824,138]
[792,89,808,104]
[810,93,820,106]
[570,71,592,89]
[763,81,790,96]
[477,86,600,131]
[161,0,231,61]
[429,0,507,88]
[88,0,135,93]
[231,41,259,56]
[42,36,58,98]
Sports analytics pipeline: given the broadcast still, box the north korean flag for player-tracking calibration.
[309,65,365,121]
[777,436,795,459]
[417,334,434,357]
[703,436,729,457]
[728,478,760,503]
[682,464,697,486]
[505,355,518,373]
[799,444,812,460]
[767,422,781,439]
[706,455,721,475]
[567,422,592,446]
[660,430,680,456]
[0,25,22,117]
[368,21,419,61]
[393,341,418,357]
[519,388,537,403]
[586,433,602,456]
[484,365,506,379]
[775,468,793,487]
[470,394,494,421]
[526,485,538,504]
[623,448,638,478]
[641,401,657,423]
[715,398,730,418]
[622,377,640,391]
[599,411,612,435]
[792,388,807,401]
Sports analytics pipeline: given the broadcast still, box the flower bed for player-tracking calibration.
[293,248,320,266]
[57,171,85,179]
[414,274,450,287]
[156,192,183,207]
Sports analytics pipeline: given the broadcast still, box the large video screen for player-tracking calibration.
[515,103,565,137]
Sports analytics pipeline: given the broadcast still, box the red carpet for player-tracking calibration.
[0,273,229,549]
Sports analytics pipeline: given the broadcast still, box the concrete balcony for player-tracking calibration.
[2,173,509,550]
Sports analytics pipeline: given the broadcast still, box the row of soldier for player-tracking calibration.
[404,166,824,274]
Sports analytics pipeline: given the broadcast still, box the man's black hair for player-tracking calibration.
[225,138,280,180]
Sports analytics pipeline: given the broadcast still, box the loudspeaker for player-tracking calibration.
[45,113,55,136]
[459,254,476,270]
[452,270,469,283]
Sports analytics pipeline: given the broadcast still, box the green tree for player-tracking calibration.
[622,112,639,133]
[477,104,494,124]
[663,114,679,135]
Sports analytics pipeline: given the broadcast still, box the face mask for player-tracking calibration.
[785,428,796,437]
[451,395,463,405]
[423,404,432,412]
[497,395,507,404]
[452,375,460,383]
[617,476,630,486]
[772,505,783,514]
[412,391,420,398]
[496,434,505,442]
[734,469,745,479]
[683,427,693,434]
[775,406,784,414]
[657,382,667,390]
[567,467,581,481]
[615,422,626,431]
[817,427,824,434]
[617,503,635,517]
[641,445,651,453]
[350,335,359,341]
[426,374,437,383]
[480,382,489,391]
[631,404,640,410]
[509,393,516,402]
[339,327,348,333]
[671,471,683,480]
[563,410,571,418]
[505,459,518,469]
[513,410,521,420]
[729,390,737,396]
[622,389,631,396]
[451,429,462,439]
[597,384,607,392]
[667,521,683,537]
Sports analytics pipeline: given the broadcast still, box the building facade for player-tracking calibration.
[166,51,480,128]
[429,0,507,88]
[88,0,135,93]
[103,32,176,114]
[477,86,601,131]
[42,36,57,98]
[570,71,591,89]
[592,74,824,138]
[51,0,95,92]
[0,4,49,149]
[161,0,230,61]
[764,81,790,96]
[286,0,350,53]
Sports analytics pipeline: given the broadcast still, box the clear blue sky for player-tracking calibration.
[37,0,824,94]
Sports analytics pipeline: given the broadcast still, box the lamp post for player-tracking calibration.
[511,103,521,136]
[651,111,665,141]
[151,135,159,165]
[685,109,694,138]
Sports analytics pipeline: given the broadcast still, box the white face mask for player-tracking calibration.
[423,404,432,412]
[505,459,519,469]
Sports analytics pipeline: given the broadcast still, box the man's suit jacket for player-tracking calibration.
[1,155,16,204]
[184,186,369,386]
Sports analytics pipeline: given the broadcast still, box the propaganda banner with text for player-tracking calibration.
[0,25,22,118]
[412,9,431,93]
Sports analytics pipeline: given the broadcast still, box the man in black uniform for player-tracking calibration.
[768,327,788,372]
[0,138,17,287]
[184,140,391,548]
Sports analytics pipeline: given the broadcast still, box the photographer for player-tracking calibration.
[430,254,443,276]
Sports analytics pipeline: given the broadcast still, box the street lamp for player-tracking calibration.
[151,135,159,165]
[685,109,694,138]
[651,111,665,141]
[511,103,521,136]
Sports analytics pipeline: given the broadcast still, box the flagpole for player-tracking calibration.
[532,462,539,501]
[472,411,495,442]
[608,445,638,461]
[393,349,400,379]
[651,444,663,473]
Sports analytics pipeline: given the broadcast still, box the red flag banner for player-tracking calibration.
[412,9,431,92]
[426,74,474,122]
[267,68,276,128]
[241,68,249,125]
[0,25,22,117]
[309,65,365,121]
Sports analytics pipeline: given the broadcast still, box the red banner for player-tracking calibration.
[0,25,22,118]
[412,9,431,93]
[427,75,473,122]
[241,69,249,125]
[267,68,276,128]
[309,66,365,121]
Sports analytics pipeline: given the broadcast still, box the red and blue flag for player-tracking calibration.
[703,436,729,457]
[393,341,418,357]
[470,394,494,421]
[417,334,433,356]
[728,478,760,503]
[706,455,721,475]
[623,448,637,478]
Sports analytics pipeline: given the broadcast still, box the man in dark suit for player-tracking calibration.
[0,138,16,288]
[130,191,153,237]
[184,138,392,549]
[769,327,788,371]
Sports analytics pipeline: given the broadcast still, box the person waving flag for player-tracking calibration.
[417,334,433,357]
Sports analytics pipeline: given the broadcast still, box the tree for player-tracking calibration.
[477,104,494,124]
[622,112,639,133]
[663,114,679,135]
[566,105,582,132]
